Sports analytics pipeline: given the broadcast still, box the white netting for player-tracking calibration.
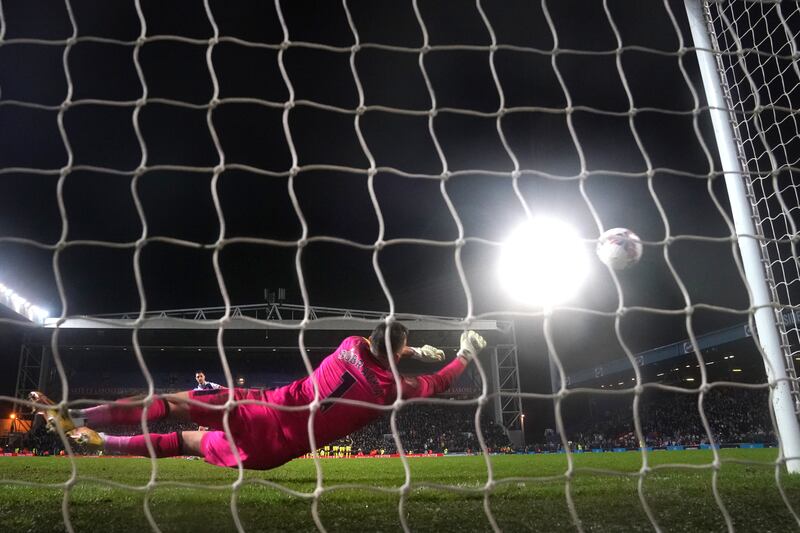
[707,0,800,410]
[1,0,799,531]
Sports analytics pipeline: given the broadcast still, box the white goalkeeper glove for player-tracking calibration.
[457,330,487,360]
[409,345,445,363]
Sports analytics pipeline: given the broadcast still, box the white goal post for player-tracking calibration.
[684,0,800,473]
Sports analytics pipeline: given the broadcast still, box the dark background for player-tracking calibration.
[0,0,772,440]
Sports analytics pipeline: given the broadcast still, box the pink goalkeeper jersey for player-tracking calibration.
[265,336,466,460]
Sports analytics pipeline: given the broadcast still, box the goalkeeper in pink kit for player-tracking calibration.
[30,323,486,470]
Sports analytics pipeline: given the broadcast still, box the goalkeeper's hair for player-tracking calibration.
[369,322,409,358]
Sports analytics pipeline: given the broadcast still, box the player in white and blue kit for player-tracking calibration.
[193,371,221,391]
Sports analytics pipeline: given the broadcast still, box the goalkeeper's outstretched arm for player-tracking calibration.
[401,330,486,399]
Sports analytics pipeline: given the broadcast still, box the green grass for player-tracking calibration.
[1,449,798,532]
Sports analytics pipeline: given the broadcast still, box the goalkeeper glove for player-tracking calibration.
[409,345,445,363]
[457,330,487,360]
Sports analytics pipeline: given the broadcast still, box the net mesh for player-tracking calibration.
[708,0,800,411]
[0,0,799,531]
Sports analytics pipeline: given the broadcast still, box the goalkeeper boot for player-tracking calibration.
[28,391,76,433]
[68,427,104,451]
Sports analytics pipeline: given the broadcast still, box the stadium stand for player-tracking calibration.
[537,387,774,452]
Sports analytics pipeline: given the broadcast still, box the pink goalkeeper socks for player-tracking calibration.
[103,432,182,457]
[81,397,169,427]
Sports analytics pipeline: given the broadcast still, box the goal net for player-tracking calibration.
[705,0,800,403]
[1,0,799,531]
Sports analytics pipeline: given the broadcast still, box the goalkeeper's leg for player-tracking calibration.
[66,392,193,427]
[49,389,239,430]
[31,390,205,432]
[31,390,189,431]
[69,427,204,458]
[63,388,259,430]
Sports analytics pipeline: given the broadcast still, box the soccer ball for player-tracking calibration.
[596,228,643,270]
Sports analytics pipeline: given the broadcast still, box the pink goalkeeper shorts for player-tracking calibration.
[188,388,290,470]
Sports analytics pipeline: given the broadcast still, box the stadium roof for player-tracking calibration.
[44,316,503,331]
[41,302,508,332]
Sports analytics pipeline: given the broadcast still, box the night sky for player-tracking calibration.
[0,0,779,437]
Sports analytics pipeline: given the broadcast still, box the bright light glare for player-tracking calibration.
[30,306,49,321]
[498,218,589,307]
[0,281,49,324]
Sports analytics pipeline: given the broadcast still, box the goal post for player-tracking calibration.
[684,0,800,473]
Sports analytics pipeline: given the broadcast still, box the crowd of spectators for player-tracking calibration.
[332,404,512,454]
[3,417,64,456]
[536,387,776,451]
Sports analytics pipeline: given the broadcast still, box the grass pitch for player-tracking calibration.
[1,449,798,532]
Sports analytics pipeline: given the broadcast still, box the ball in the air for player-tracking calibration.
[596,228,643,270]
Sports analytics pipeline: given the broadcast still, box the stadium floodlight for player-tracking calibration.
[497,218,589,308]
[0,281,49,325]
[29,306,49,322]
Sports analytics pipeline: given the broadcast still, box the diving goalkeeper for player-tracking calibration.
[30,324,486,470]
